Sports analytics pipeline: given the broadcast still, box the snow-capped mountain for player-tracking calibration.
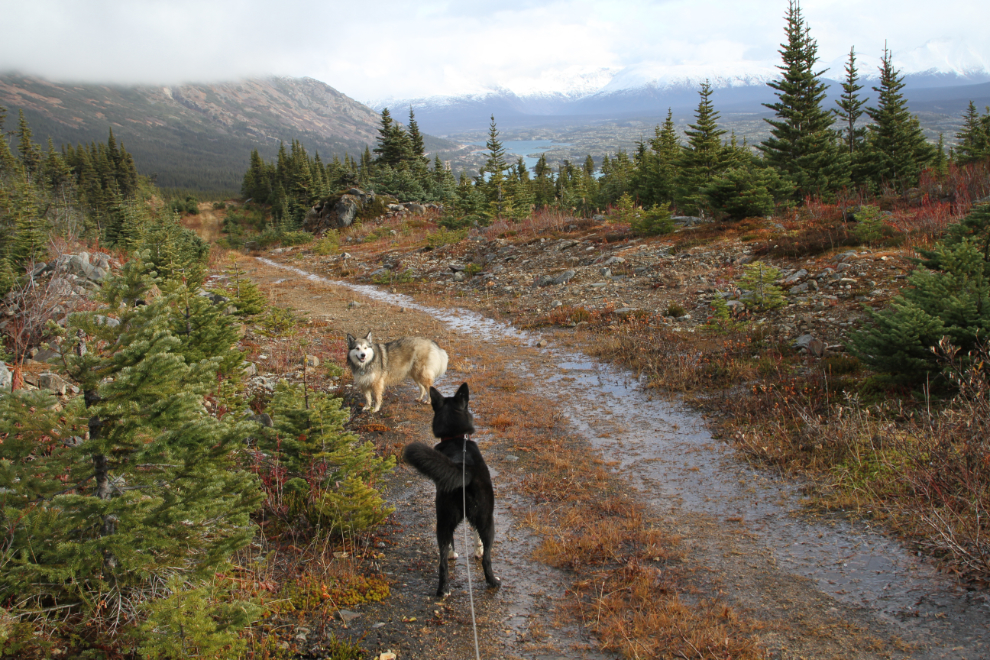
[376,41,990,134]
[828,38,990,86]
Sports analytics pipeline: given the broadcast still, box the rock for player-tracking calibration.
[88,266,108,282]
[242,362,258,378]
[38,372,68,395]
[536,339,548,348]
[789,282,810,294]
[338,609,360,624]
[248,413,274,428]
[0,363,11,392]
[377,653,397,660]
[449,262,466,272]
[453,272,466,282]
[794,334,826,357]
[34,347,61,362]
[672,215,704,226]
[603,256,626,266]
[93,315,121,328]
[303,355,320,368]
[615,307,640,315]
[780,269,808,286]
[551,270,576,285]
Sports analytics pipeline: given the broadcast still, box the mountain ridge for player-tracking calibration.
[0,74,463,193]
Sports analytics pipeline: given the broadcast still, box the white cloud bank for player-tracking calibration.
[1,0,987,101]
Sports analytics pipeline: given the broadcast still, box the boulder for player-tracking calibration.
[794,334,826,357]
[38,372,68,395]
[304,189,376,232]
[0,363,11,392]
[247,413,274,428]
[551,270,576,285]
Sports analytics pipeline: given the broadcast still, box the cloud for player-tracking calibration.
[1,0,988,101]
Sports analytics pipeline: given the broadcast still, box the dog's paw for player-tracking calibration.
[487,577,502,589]
[435,589,451,599]
[447,550,459,560]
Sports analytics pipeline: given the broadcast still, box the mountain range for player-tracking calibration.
[373,38,990,135]
[0,74,467,193]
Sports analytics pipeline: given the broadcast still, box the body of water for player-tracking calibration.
[468,139,570,174]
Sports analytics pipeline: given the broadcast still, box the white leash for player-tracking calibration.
[462,435,481,660]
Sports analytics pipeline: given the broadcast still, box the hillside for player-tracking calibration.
[0,74,463,192]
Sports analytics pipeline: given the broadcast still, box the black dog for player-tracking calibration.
[403,382,500,597]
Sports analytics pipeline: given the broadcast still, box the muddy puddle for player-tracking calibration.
[258,258,990,657]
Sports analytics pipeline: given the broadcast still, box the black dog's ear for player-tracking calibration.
[364,331,373,341]
[429,386,444,412]
[346,333,355,347]
[455,382,470,405]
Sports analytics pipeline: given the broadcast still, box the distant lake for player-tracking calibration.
[468,140,571,174]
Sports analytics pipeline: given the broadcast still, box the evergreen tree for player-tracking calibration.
[862,45,935,191]
[0,105,20,173]
[834,46,868,185]
[481,115,511,218]
[533,154,556,207]
[15,109,42,178]
[848,238,990,381]
[407,107,428,164]
[678,81,726,214]
[954,101,990,166]
[373,108,413,169]
[759,1,847,199]
[2,255,261,636]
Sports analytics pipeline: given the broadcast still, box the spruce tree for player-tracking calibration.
[759,1,847,199]
[862,45,935,191]
[2,254,261,637]
[954,101,990,166]
[848,238,990,381]
[481,115,511,218]
[835,47,866,155]
[678,81,726,214]
[407,107,428,164]
[15,110,42,178]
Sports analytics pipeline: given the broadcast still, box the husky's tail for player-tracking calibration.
[404,442,471,492]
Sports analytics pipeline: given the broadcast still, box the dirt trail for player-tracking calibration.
[245,256,990,660]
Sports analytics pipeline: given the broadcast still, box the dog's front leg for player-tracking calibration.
[371,379,386,413]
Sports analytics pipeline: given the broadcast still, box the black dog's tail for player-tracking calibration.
[403,443,472,492]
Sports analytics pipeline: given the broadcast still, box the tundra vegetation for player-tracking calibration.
[4,1,990,657]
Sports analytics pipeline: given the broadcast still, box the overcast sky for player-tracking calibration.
[2,0,987,102]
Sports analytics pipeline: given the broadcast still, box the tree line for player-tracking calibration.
[241,1,990,231]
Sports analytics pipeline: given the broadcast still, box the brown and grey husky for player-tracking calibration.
[346,332,448,412]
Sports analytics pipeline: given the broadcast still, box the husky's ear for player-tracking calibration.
[455,382,470,405]
[429,387,444,412]
[364,331,373,341]
[346,333,355,348]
